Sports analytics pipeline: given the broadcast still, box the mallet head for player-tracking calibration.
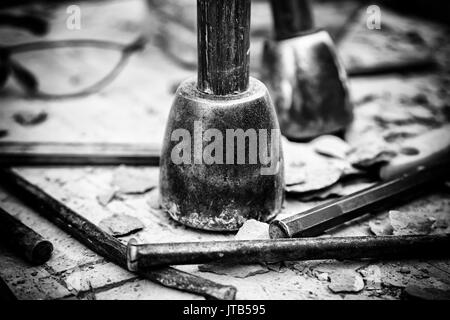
[262,0,353,141]
[159,0,284,231]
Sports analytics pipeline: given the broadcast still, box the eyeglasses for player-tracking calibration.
[0,36,146,99]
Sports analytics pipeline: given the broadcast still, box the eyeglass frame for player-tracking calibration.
[0,36,147,99]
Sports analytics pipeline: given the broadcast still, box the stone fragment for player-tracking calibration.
[328,270,365,294]
[404,285,450,300]
[399,267,410,274]
[382,124,426,143]
[266,262,285,273]
[198,263,269,279]
[431,219,448,230]
[373,108,412,126]
[299,184,344,201]
[285,161,342,194]
[389,210,434,236]
[283,138,344,193]
[368,219,393,236]
[235,219,270,240]
[99,214,144,237]
[358,265,382,290]
[312,135,352,159]
[407,106,435,122]
[96,189,116,206]
[348,143,397,169]
[112,167,157,194]
[13,110,48,126]
[285,162,306,186]
[0,129,8,138]
[146,188,161,210]
[315,272,329,282]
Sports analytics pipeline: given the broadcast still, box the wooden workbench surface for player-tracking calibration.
[0,0,449,300]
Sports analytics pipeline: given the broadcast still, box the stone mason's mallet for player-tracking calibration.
[261,0,353,141]
[159,0,284,232]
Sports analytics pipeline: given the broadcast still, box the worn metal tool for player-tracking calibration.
[159,0,284,231]
[0,141,160,166]
[127,234,450,270]
[261,0,353,141]
[0,168,237,300]
[0,206,53,265]
[270,125,450,239]
[271,164,449,238]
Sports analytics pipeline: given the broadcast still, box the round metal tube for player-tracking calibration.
[127,234,450,271]
[0,207,53,265]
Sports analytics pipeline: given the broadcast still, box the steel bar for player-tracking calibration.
[270,164,450,238]
[0,168,237,300]
[0,206,53,265]
[0,141,161,166]
[127,234,450,270]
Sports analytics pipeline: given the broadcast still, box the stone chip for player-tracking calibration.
[99,214,144,237]
[328,270,365,294]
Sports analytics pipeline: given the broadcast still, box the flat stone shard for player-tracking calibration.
[96,189,116,206]
[348,142,397,169]
[358,265,382,290]
[328,270,365,294]
[285,162,306,186]
[404,285,450,300]
[315,271,330,282]
[389,210,434,236]
[266,262,285,273]
[285,160,343,194]
[298,184,345,201]
[146,188,161,210]
[112,167,157,194]
[198,263,269,279]
[98,214,144,237]
[13,110,48,126]
[312,135,351,159]
[283,138,344,193]
[235,219,270,240]
[369,219,394,236]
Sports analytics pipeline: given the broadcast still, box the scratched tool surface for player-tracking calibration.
[0,0,449,300]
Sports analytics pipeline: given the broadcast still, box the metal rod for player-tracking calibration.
[271,165,450,238]
[0,206,53,265]
[0,142,161,166]
[127,234,450,270]
[270,0,314,40]
[197,0,250,95]
[0,168,237,300]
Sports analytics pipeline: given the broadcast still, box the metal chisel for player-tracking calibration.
[270,125,450,238]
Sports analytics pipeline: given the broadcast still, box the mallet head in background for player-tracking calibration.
[261,0,353,141]
[159,0,285,232]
